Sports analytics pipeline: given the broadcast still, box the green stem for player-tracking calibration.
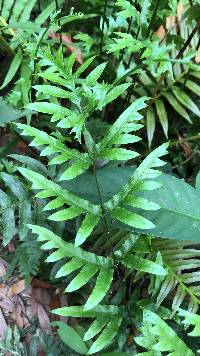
[176,21,200,59]
[29,24,51,101]
[93,167,110,236]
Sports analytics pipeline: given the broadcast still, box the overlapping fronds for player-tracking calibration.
[151,239,200,313]
[135,309,194,355]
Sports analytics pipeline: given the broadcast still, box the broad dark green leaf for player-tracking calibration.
[52,322,88,355]
[63,167,200,241]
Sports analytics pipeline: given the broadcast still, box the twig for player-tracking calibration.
[29,24,51,101]
[170,134,200,147]
[172,147,199,170]
[176,21,200,59]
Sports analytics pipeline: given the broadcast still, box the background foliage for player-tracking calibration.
[0,0,200,354]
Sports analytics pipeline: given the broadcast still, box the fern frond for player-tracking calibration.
[28,47,135,143]
[17,123,91,180]
[178,308,200,337]
[52,304,122,354]
[19,168,101,245]
[28,224,113,311]
[152,239,200,313]
[104,143,168,230]
[135,309,194,355]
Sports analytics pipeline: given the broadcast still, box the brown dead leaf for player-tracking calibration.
[155,25,166,41]
[7,241,15,252]
[59,294,68,323]
[177,1,183,22]
[32,278,52,290]
[0,260,6,278]
[8,280,26,297]
[49,31,83,64]
[181,142,192,158]
[33,287,51,306]
[195,46,200,63]
[0,309,7,339]
[0,298,14,313]
[31,294,38,316]
[166,16,176,30]
[49,295,60,310]
[0,285,9,298]
[11,302,24,328]
[37,304,52,334]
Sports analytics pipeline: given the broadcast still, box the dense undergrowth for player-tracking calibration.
[0,0,200,354]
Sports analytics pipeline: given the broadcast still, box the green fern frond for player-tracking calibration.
[28,49,133,143]
[104,143,168,230]
[178,308,200,337]
[28,224,114,311]
[152,239,200,313]
[135,309,194,355]
[53,305,122,354]
[16,123,91,180]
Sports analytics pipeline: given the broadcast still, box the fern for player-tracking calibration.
[0,0,65,102]
[98,0,200,146]
[133,8,200,146]
[1,0,200,353]
[135,309,194,355]
[150,239,200,314]
[178,308,200,337]
[15,48,170,352]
